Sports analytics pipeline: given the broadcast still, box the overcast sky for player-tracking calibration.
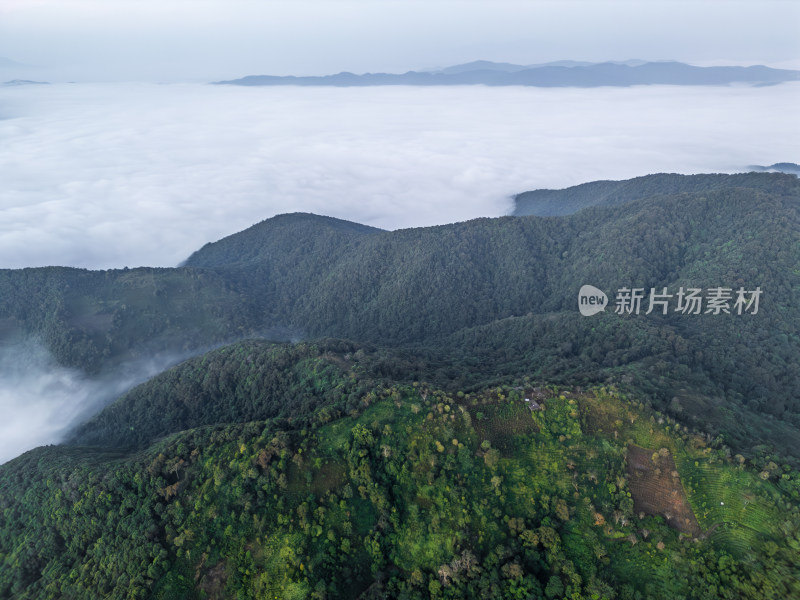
[1,0,799,81]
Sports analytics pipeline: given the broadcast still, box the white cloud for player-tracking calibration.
[0,340,178,464]
[0,82,798,269]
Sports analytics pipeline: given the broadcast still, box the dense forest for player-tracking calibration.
[1,172,799,598]
[2,340,800,599]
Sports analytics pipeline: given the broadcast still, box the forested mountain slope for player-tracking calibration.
[67,339,379,449]
[2,340,799,599]
[0,266,260,372]
[0,173,798,460]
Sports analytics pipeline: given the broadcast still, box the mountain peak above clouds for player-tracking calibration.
[183,212,384,268]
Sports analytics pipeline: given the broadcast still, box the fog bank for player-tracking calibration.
[0,82,798,269]
[0,340,181,464]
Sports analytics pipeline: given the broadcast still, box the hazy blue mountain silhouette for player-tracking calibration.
[747,162,800,176]
[216,60,800,87]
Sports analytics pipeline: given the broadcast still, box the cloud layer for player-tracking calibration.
[0,82,798,269]
[0,340,179,464]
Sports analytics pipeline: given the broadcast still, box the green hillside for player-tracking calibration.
[67,339,378,449]
[0,265,265,373]
[1,340,799,599]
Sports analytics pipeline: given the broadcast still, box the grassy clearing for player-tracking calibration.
[469,400,539,456]
[676,453,783,555]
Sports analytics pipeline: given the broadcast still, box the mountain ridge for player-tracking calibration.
[215,60,800,87]
[513,171,799,216]
[0,172,797,461]
[183,212,384,268]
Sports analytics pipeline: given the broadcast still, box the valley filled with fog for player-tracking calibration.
[0,340,185,463]
[1,81,798,270]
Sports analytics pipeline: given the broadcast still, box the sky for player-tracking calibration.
[0,1,799,81]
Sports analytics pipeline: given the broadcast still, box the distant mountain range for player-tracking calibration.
[215,60,800,87]
[748,162,800,176]
[512,171,799,217]
[1,79,49,86]
[427,59,649,74]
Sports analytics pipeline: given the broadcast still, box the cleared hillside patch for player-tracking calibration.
[627,444,701,536]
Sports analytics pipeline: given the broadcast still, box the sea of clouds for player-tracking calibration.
[1,81,798,270]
